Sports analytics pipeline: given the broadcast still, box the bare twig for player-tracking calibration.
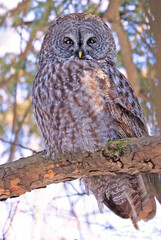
[3,201,20,237]
[0,137,36,153]
[8,81,18,162]
[0,73,15,89]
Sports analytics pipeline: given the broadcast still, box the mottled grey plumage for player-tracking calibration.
[32,13,156,229]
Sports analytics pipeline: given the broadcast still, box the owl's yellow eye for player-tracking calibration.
[64,38,73,45]
[87,38,95,45]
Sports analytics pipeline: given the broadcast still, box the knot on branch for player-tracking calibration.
[144,159,155,170]
[99,146,124,169]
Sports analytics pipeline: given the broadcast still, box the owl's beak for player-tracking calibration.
[78,50,82,59]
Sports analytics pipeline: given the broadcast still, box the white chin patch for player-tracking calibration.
[85,55,93,60]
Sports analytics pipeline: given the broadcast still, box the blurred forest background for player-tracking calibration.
[0,0,161,239]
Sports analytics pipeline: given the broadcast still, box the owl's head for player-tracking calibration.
[40,13,116,64]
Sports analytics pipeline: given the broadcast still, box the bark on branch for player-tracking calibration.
[0,136,161,201]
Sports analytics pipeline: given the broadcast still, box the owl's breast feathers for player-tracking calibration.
[32,59,156,229]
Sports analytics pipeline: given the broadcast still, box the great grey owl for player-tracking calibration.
[32,13,156,229]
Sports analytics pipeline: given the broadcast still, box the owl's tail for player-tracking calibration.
[84,173,156,229]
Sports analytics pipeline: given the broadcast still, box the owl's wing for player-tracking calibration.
[150,173,161,204]
[96,65,148,138]
[94,65,156,228]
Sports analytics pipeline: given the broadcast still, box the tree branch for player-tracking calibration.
[0,136,161,201]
